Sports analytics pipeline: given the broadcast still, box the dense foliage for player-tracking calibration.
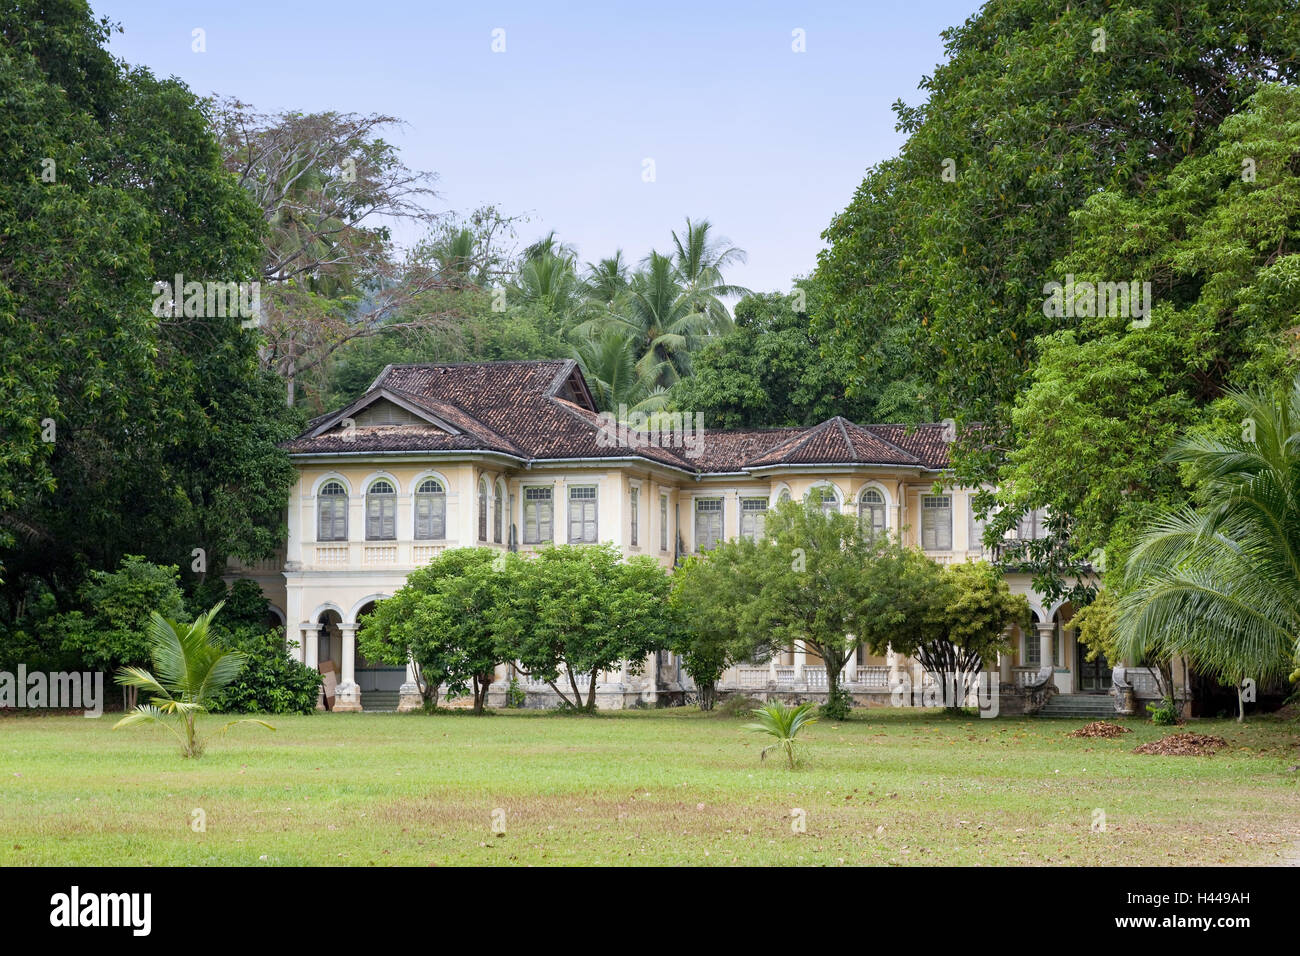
[0,2,298,627]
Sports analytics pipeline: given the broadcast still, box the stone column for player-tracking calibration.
[793,641,806,684]
[997,650,1011,684]
[302,624,319,669]
[843,641,858,684]
[886,643,904,685]
[1035,622,1056,683]
[291,622,311,665]
[397,655,421,712]
[642,650,658,704]
[334,624,362,711]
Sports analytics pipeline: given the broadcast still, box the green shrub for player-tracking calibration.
[820,686,854,720]
[506,676,527,709]
[210,628,322,715]
[1146,697,1179,725]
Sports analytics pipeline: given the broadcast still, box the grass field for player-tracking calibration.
[1,708,1297,866]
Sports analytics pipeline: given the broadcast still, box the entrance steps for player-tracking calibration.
[1038,693,1116,719]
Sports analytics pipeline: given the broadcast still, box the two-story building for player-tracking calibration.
[234,359,1127,713]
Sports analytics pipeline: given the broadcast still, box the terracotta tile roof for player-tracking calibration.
[284,360,953,473]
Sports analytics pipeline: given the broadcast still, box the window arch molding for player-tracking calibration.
[857,482,891,536]
[805,480,845,515]
[310,473,352,498]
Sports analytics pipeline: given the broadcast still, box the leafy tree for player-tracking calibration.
[496,545,674,711]
[570,323,668,414]
[58,555,187,708]
[359,548,514,713]
[816,0,1300,490]
[993,83,1300,596]
[669,283,882,429]
[1115,379,1300,720]
[684,500,884,712]
[882,560,1028,711]
[0,2,297,605]
[209,628,323,715]
[114,603,273,757]
[669,547,763,710]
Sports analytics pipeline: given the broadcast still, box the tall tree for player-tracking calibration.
[816,0,1300,490]
[669,217,750,330]
[0,1,297,610]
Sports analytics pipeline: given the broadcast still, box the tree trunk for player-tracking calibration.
[585,670,599,711]
[1236,682,1245,723]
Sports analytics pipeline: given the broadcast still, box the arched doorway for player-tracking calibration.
[354,600,406,710]
[1060,602,1110,693]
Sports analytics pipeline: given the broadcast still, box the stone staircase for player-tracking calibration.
[360,690,400,712]
[1038,693,1116,719]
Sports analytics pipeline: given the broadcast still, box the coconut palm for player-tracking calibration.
[582,251,631,309]
[1115,379,1300,721]
[114,602,273,757]
[570,324,669,414]
[669,217,750,330]
[745,700,819,768]
[585,251,711,390]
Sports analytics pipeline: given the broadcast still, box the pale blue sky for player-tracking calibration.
[99,0,980,293]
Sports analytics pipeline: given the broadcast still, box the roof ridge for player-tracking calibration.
[849,420,922,464]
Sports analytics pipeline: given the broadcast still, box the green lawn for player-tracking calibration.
[1,708,1297,866]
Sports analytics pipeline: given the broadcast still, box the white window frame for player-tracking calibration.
[365,479,397,541]
[921,495,953,551]
[629,486,639,548]
[740,497,768,541]
[568,485,599,544]
[859,488,887,539]
[317,480,349,542]
[414,478,446,540]
[523,486,553,544]
[694,497,723,552]
[659,493,669,552]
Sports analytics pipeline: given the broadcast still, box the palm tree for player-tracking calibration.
[1115,379,1300,721]
[114,602,273,757]
[669,217,750,330]
[582,251,631,309]
[570,324,668,414]
[745,700,819,768]
[584,251,711,390]
[513,246,581,320]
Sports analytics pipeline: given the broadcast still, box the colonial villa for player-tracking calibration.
[231,359,1174,716]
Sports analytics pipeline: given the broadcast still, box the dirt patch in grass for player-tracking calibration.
[1134,732,1229,756]
[1068,721,1130,739]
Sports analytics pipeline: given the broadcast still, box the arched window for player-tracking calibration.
[808,484,839,517]
[859,488,886,539]
[414,478,446,540]
[366,479,396,540]
[478,478,489,541]
[494,481,505,544]
[777,488,792,504]
[318,481,348,541]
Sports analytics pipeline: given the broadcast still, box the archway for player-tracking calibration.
[1059,601,1109,693]
[353,600,406,710]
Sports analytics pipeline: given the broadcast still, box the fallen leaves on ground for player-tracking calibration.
[1068,721,1131,739]
[1134,732,1228,756]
